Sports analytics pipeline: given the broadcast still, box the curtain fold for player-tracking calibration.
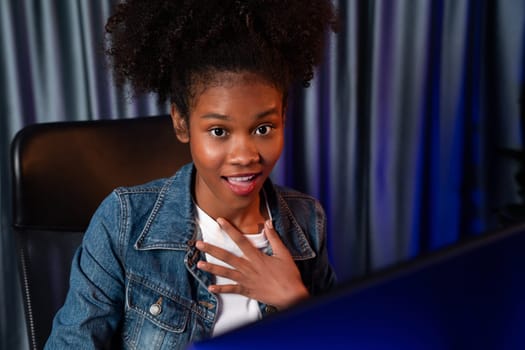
[0,1,168,348]
[275,0,524,278]
[1,1,524,348]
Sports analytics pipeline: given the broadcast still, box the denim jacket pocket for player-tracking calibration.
[123,276,190,349]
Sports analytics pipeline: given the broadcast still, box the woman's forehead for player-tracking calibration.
[192,70,277,92]
[189,71,283,107]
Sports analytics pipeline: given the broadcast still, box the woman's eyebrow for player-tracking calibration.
[255,107,280,119]
[200,113,230,121]
[200,107,280,121]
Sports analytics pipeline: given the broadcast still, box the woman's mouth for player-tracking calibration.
[223,174,259,196]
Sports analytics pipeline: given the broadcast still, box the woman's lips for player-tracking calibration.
[223,174,259,196]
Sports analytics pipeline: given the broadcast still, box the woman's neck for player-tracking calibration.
[195,193,268,234]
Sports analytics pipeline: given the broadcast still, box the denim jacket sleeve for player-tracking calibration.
[307,199,337,295]
[45,191,126,349]
[272,187,337,296]
[296,196,337,296]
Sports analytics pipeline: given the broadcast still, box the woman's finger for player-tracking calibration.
[195,240,244,267]
[217,217,261,260]
[197,260,241,280]
[263,220,289,257]
[207,284,244,295]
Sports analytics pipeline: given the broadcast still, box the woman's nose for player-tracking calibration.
[227,136,260,165]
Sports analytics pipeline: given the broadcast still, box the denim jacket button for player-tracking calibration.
[149,303,162,316]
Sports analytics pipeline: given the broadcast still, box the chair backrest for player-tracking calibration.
[11,115,192,350]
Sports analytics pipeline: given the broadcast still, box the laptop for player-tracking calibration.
[188,222,525,349]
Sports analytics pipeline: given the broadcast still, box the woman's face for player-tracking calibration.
[171,72,285,218]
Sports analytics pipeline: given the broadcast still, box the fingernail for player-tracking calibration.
[265,220,273,230]
[196,241,205,249]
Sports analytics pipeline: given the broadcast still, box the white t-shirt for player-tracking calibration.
[195,204,270,336]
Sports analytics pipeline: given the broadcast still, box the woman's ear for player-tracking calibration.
[170,104,190,143]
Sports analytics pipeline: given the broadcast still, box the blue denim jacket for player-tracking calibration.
[45,163,336,349]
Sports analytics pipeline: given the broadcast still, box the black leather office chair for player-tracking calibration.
[11,115,192,350]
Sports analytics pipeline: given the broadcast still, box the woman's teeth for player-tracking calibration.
[227,175,255,183]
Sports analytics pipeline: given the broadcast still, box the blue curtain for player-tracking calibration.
[274,0,524,279]
[1,1,524,348]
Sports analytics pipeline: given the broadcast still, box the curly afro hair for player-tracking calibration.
[105,0,338,120]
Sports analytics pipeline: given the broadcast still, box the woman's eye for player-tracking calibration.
[255,125,272,135]
[210,128,226,137]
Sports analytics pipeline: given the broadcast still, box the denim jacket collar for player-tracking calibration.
[134,163,316,260]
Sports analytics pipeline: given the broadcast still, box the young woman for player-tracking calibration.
[46,1,338,348]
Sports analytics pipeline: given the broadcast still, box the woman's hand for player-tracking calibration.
[195,218,309,310]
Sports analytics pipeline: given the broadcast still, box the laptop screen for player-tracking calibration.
[188,222,525,349]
